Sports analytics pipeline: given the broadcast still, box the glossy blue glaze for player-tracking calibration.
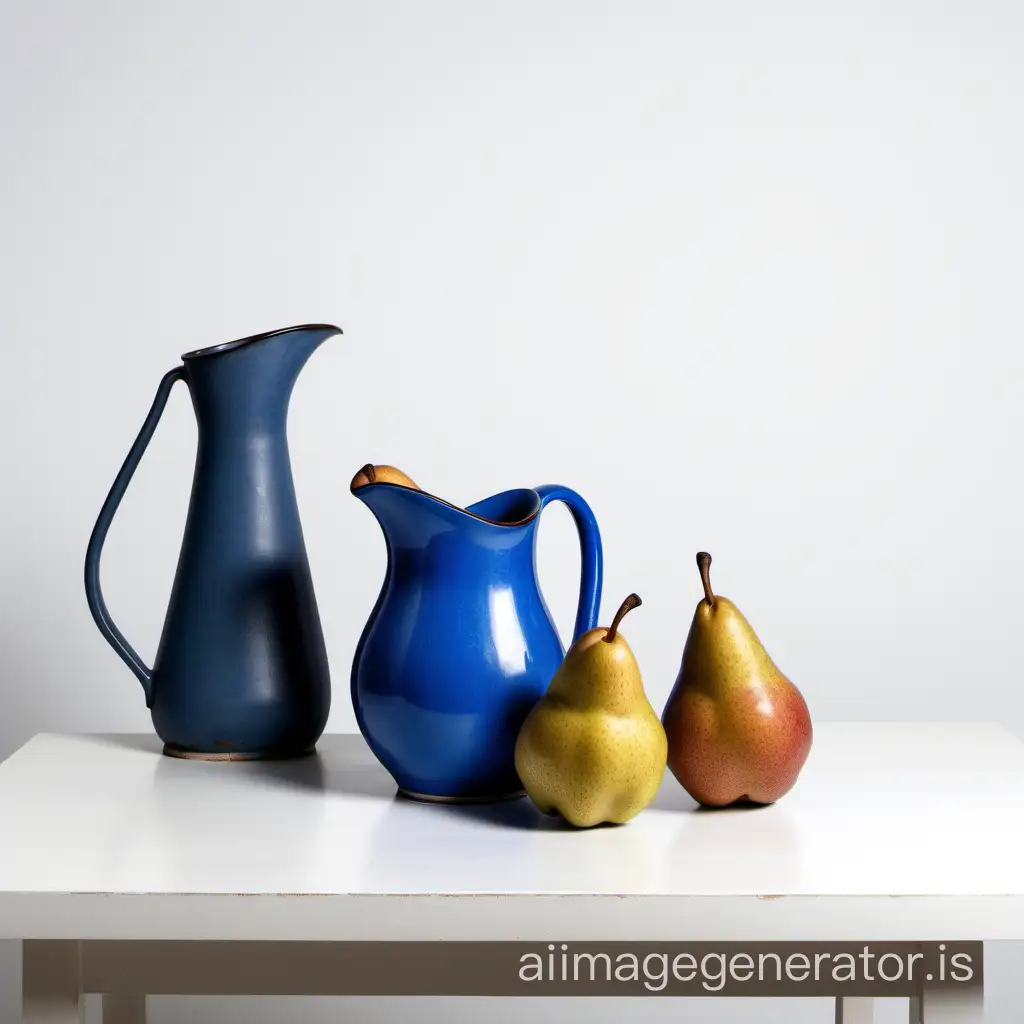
[350,479,603,801]
[84,324,341,759]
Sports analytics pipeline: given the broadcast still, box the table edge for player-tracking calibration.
[1,892,1022,943]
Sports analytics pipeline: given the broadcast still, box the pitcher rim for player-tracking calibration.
[181,323,343,361]
[351,480,542,528]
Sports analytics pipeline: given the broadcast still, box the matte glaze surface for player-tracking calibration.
[351,481,603,801]
[84,324,341,759]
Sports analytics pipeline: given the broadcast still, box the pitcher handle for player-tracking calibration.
[533,485,604,644]
[84,366,185,707]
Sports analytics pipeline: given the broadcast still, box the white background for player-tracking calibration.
[1,1,1022,1020]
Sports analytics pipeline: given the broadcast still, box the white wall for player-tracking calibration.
[1,0,1022,1020]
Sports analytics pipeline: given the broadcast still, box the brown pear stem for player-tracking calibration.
[361,463,376,483]
[697,551,714,607]
[604,593,642,643]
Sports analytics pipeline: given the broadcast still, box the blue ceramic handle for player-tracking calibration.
[84,366,185,707]
[534,484,604,644]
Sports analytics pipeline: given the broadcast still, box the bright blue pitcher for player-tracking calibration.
[350,465,604,802]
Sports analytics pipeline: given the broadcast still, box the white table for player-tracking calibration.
[1,723,1020,1022]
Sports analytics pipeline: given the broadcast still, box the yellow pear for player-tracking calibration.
[514,594,667,828]
[349,463,421,491]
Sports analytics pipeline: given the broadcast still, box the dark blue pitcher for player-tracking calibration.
[350,465,604,802]
[84,324,341,760]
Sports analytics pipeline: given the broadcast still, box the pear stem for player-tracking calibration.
[360,463,376,483]
[604,593,642,643]
[697,551,714,607]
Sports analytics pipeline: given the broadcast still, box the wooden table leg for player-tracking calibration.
[101,993,147,1024]
[22,941,83,1024]
[918,987,983,1022]
[835,997,875,1022]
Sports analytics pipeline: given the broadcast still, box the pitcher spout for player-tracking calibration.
[350,464,542,546]
[182,322,342,364]
[274,322,343,380]
[181,323,342,432]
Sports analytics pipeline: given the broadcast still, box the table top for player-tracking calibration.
[1,724,1022,942]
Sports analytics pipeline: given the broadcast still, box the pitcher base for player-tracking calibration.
[398,787,526,804]
[162,744,316,762]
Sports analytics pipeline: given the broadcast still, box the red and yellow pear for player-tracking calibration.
[661,553,812,808]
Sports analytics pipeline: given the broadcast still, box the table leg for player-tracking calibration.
[22,941,83,1024]
[101,993,146,1024]
[918,987,983,1022]
[835,997,875,1022]
[909,994,921,1023]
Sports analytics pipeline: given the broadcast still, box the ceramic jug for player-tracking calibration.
[84,324,341,760]
[350,469,604,802]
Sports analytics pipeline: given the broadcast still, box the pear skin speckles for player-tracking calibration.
[514,596,667,828]
[662,580,813,808]
[515,697,668,828]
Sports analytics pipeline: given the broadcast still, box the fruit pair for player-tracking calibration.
[515,553,812,827]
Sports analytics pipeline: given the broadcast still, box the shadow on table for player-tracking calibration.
[424,772,780,831]
[424,795,599,832]
[91,732,398,800]
[90,732,165,756]
[90,734,782,827]
[227,748,400,801]
[216,752,769,829]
